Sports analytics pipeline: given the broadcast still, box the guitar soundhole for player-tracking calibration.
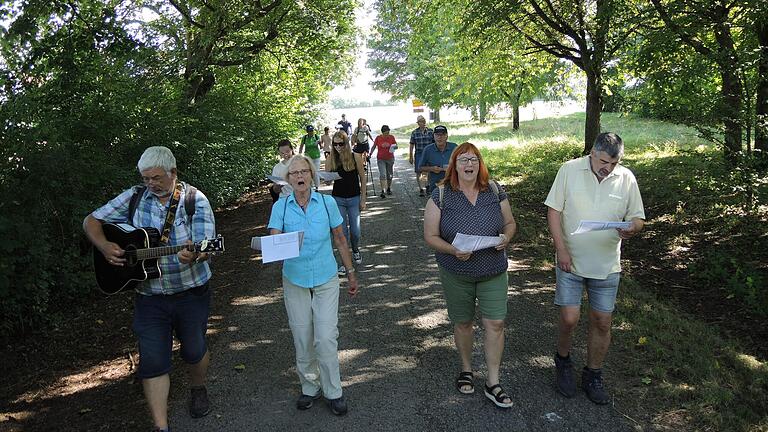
[125,245,138,266]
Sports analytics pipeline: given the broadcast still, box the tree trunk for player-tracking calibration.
[512,81,522,130]
[756,19,768,152]
[479,99,487,124]
[433,107,441,123]
[713,20,743,158]
[183,36,216,106]
[584,68,602,154]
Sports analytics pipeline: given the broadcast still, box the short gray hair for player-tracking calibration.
[286,154,316,186]
[416,115,426,122]
[592,132,624,159]
[137,146,176,173]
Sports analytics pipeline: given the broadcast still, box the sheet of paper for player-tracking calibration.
[251,232,304,263]
[570,220,632,235]
[267,175,289,186]
[319,171,342,181]
[451,232,502,253]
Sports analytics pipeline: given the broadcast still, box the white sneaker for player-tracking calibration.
[338,265,346,276]
[353,251,362,264]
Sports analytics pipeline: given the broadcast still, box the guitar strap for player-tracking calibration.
[159,182,183,245]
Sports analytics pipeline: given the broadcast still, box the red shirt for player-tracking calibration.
[374,134,397,160]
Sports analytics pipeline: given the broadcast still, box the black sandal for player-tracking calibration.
[484,383,513,408]
[456,371,475,394]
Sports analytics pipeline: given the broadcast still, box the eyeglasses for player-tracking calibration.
[456,157,479,165]
[288,168,311,176]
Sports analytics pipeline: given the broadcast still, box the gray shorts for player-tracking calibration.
[554,268,620,313]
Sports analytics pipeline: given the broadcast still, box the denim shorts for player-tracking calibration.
[132,283,211,379]
[554,268,620,313]
[439,268,508,322]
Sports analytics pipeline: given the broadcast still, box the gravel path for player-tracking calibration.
[167,156,635,432]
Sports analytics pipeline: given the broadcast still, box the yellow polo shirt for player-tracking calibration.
[544,156,645,279]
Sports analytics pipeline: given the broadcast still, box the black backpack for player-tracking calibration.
[128,184,197,224]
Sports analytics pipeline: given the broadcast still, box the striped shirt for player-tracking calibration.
[91,182,216,295]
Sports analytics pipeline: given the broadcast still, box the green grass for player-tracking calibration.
[407,112,768,431]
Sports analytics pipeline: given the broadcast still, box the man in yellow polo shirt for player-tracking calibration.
[544,132,645,405]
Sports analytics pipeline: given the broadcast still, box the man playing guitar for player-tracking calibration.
[83,146,216,432]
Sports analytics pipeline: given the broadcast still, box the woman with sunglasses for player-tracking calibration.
[327,130,367,274]
[423,142,517,409]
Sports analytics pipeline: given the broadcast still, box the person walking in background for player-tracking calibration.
[268,154,359,416]
[352,118,374,169]
[337,113,352,135]
[327,130,367,273]
[409,115,434,197]
[299,125,322,191]
[370,124,397,198]
[270,139,295,203]
[320,127,332,161]
[423,142,517,409]
[419,125,456,194]
[545,132,645,405]
[83,146,216,432]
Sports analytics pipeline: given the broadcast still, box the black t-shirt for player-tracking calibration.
[332,165,361,198]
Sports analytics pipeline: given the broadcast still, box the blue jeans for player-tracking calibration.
[554,268,620,313]
[132,283,211,378]
[333,195,361,252]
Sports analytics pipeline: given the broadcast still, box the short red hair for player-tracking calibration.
[441,142,490,191]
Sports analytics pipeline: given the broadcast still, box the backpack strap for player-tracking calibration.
[129,183,197,225]
[438,185,445,210]
[280,192,332,231]
[128,185,147,225]
[184,184,197,219]
[489,180,499,198]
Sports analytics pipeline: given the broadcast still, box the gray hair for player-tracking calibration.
[286,154,316,186]
[592,132,624,159]
[416,115,426,122]
[137,146,177,173]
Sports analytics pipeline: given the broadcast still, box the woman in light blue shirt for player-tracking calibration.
[267,155,359,416]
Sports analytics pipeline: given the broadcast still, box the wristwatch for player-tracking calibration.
[347,267,356,274]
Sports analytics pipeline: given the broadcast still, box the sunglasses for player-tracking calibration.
[333,142,345,147]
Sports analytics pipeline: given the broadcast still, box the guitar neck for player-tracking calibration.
[133,244,190,261]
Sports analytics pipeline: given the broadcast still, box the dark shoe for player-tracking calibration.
[380,192,386,198]
[327,396,348,416]
[297,391,321,410]
[386,188,392,195]
[456,371,474,394]
[483,383,513,408]
[189,385,210,418]
[419,189,425,197]
[554,353,576,397]
[353,251,362,264]
[581,367,610,405]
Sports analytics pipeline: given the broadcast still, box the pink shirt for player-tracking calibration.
[374,134,397,160]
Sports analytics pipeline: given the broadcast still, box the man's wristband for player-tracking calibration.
[347,267,356,274]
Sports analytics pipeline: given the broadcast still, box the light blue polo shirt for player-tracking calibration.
[419,141,457,190]
[267,191,343,288]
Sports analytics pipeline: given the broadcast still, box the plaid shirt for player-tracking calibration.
[91,182,216,295]
[410,127,434,154]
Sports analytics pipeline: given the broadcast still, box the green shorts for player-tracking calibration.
[438,268,508,323]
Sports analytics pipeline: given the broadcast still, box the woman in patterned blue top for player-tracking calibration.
[423,142,517,409]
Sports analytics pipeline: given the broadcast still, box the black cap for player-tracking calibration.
[434,125,448,134]
[306,125,315,132]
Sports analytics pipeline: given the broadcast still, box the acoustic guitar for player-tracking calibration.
[93,223,225,295]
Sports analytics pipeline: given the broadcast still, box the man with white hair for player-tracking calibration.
[83,146,216,432]
[409,115,434,197]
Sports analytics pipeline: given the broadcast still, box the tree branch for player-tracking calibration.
[168,0,206,29]
[650,0,713,57]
